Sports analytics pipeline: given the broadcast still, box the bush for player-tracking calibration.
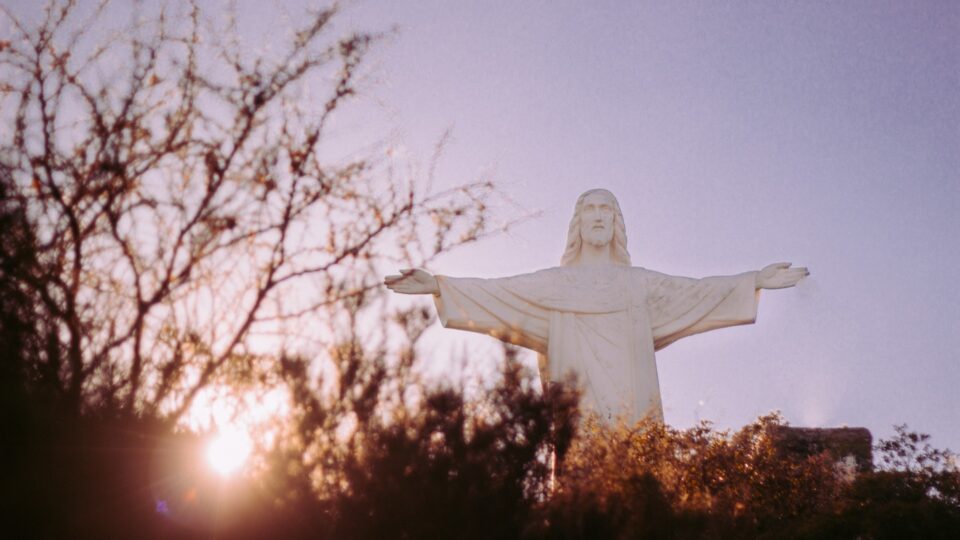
[535,416,960,539]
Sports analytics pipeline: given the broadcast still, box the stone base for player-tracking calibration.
[769,426,873,472]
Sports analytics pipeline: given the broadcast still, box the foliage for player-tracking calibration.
[535,414,844,539]
[0,310,582,539]
[0,0,498,422]
[799,425,960,540]
[265,342,580,540]
[532,417,960,540]
[6,355,958,539]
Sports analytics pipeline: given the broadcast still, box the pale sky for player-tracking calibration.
[333,0,960,450]
[7,1,957,451]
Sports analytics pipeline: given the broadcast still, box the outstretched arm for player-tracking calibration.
[385,269,550,354]
[646,262,807,351]
[755,262,809,290]
[384,268,440,295]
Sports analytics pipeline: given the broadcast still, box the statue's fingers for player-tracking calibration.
[773,262,792,269]
[777,268,808,287]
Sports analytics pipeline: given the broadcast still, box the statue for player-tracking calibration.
[384,189,808,423]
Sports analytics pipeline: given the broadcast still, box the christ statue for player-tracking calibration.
[384,189,808,424]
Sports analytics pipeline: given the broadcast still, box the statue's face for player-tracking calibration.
[579,192,616,248]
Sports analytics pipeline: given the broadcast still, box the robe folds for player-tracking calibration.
[433,265,760,424]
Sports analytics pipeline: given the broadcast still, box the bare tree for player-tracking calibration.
[0,0,498,422]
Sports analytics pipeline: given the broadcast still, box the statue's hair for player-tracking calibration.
[561,188,631,267]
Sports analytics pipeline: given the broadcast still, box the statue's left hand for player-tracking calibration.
[756,262,809,289]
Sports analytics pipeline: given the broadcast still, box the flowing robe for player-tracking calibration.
[433,265,759,423]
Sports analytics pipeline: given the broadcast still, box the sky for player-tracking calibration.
[6,0,957,451]
[330,0,960,450]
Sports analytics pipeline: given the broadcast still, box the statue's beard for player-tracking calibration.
[582,226,614,248]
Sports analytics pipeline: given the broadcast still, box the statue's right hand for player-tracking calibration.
[383,268,440,296]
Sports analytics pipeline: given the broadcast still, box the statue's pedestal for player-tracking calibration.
[769,426,873,472]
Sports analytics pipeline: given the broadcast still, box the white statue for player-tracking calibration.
[385,189,807,424]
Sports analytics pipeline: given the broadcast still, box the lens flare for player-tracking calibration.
[206,427,252,477]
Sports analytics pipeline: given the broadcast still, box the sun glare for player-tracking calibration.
[186,386,290,479]
[206,427,253,477]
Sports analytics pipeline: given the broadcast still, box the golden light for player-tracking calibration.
[185,385,290,479]
[206,427,253,477]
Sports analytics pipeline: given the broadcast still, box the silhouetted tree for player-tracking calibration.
[0,0,497,421]
[0,1,505,536]
[270,345,580,540]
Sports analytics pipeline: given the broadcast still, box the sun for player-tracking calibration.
[185,385,290,478]
[206,426,253,477]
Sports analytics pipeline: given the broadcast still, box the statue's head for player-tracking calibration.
[561,188,631,266]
